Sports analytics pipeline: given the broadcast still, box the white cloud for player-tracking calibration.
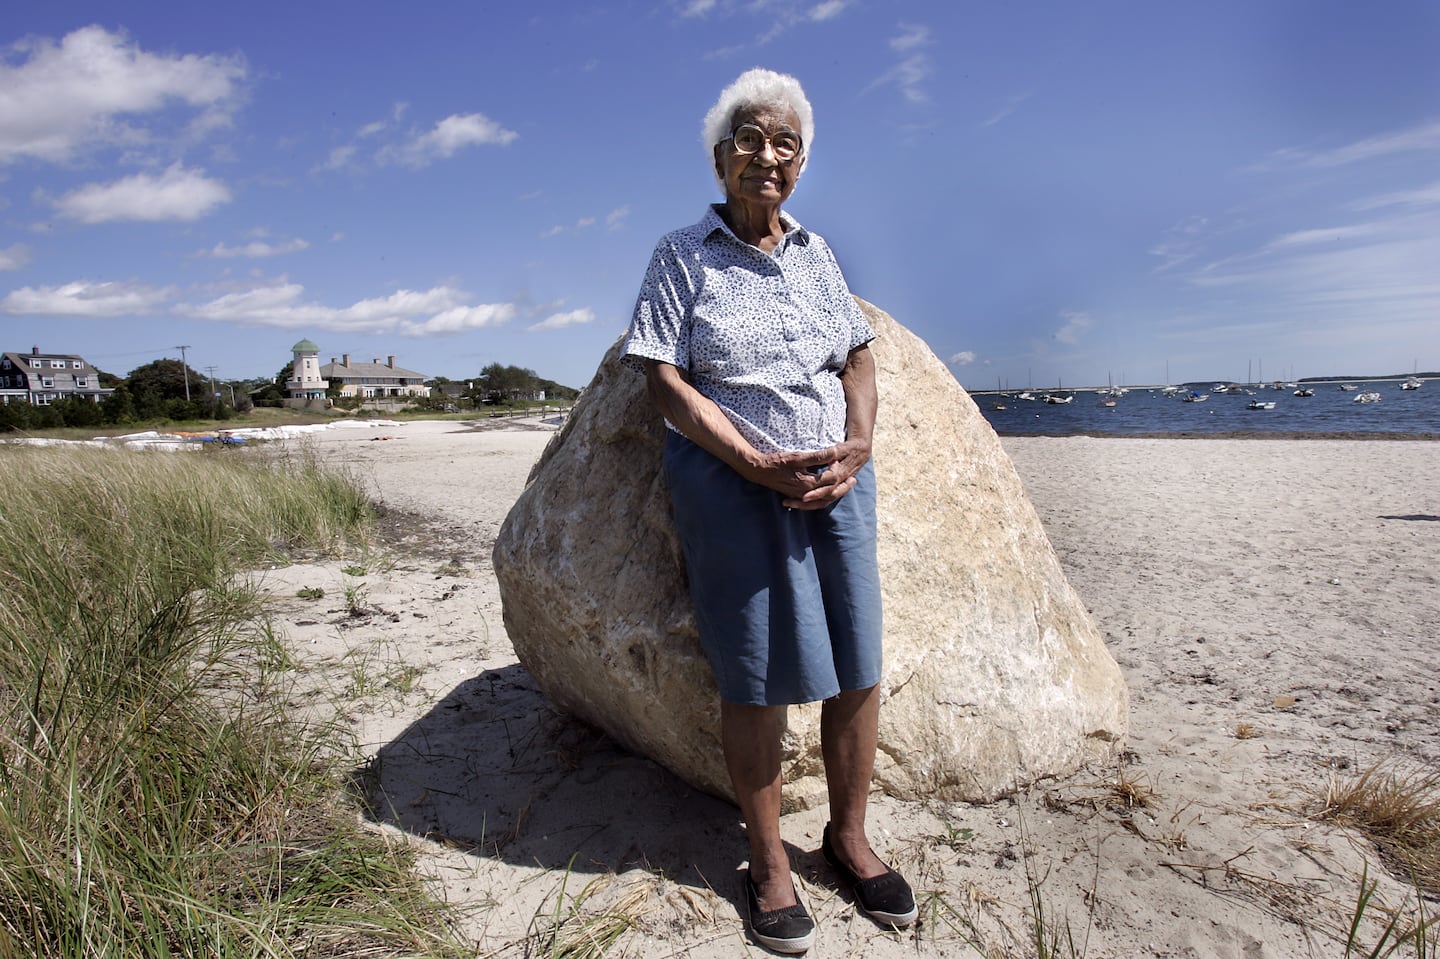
[982,93,1031,128]
[1189,221,1440,302]
[207,237,310,258]
[606,205,631,229]
[869,25,933,104]
[1352,180,1440,211]
[947,350,976,366]
[384,112,518,168]
[175,280,516,336]
[1267,224,1384,249]
[752,0,857,44]
[1,279,172,316]
[1149,215,1209,273]
[1262,119,1440,170]
[0,243,29,270]
[315,144,356,172]
[681,0,717,16]
[541,215,599,238]
[529,307,596,332]
[0,25,245,164]
[412,304,516,335]
[889,23,930,53]
[53,163,231,223]
[1054,311,1092,344]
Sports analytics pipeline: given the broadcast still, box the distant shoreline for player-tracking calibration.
[970,376,1432,395]
[988,429,1438,440]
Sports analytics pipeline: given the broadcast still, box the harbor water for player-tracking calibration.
[975,381,1439,436]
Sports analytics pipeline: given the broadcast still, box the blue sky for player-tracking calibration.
[2,2,1437,392]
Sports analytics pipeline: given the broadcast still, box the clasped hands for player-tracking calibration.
[746,438,871,510]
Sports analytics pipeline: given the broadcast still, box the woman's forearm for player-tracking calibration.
[644,360,772,478]
[839,344,877,453]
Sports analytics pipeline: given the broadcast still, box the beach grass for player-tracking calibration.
[0,445,465,957]
[1321,761,1440,896]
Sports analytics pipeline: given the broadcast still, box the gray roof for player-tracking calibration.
[321,358,427,379]
[3,350,94,370]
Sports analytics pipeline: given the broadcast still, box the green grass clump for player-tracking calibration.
[0,445,462,958]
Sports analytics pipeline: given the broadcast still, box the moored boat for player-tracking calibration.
[1353,391,1381,404]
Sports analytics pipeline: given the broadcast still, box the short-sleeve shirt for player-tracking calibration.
[622,205,875,455]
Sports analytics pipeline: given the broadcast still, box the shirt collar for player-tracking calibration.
[701,204,810,248]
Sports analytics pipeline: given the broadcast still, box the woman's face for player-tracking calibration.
[714,105,804,207]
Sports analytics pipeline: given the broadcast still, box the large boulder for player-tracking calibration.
[492,299,1128,806]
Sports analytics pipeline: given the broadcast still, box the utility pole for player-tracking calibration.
[204,365,219,414]
[175,345,192,400]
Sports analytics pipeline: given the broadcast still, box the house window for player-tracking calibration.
[41,376,54,388]
[51,359,65,368]
[72,360,83,369]
[76,377,89,388]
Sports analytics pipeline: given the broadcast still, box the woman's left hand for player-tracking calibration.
[782,437,871,510]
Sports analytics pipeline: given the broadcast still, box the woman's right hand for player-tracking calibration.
[645,359,852,510]
[746,446,867,510]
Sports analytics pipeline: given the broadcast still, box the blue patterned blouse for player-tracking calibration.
[623,205,874,455]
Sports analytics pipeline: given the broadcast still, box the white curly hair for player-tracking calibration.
[701,68,814,188]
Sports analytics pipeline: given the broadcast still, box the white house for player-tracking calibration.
[320,354,430,399]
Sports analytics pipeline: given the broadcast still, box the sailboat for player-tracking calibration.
[1098,372,1118,407]
[1402,360,1422,390]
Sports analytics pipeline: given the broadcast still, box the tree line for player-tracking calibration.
[428,362,580,408]
[0,357,580,431]
[0,358,233,432]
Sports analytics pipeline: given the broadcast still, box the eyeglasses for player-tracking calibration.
[724,123,803,162]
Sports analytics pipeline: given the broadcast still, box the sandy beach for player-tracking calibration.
[260,420,1439,958]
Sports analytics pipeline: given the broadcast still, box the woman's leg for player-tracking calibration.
[722,700,796,910]
[820,684,888,878]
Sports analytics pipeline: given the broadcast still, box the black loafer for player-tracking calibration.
[744,869,816,954]
[821,823,918,928]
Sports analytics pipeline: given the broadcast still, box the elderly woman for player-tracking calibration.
[622,68,915,953]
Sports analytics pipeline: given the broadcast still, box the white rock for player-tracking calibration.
[493,298,1128,806]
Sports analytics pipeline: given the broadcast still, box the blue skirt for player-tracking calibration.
[663,432,883,706]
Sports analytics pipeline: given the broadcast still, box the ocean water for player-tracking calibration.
[975,381,1440,436]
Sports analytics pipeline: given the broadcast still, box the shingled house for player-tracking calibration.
[0,347,113,405]
[320,353,430,400]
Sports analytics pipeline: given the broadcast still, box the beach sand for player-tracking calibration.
[261,420,1440,958]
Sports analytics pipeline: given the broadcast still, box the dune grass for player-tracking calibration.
[1321,762,1440,896]
[1314,760,1440,957]
[0,444,464,958]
